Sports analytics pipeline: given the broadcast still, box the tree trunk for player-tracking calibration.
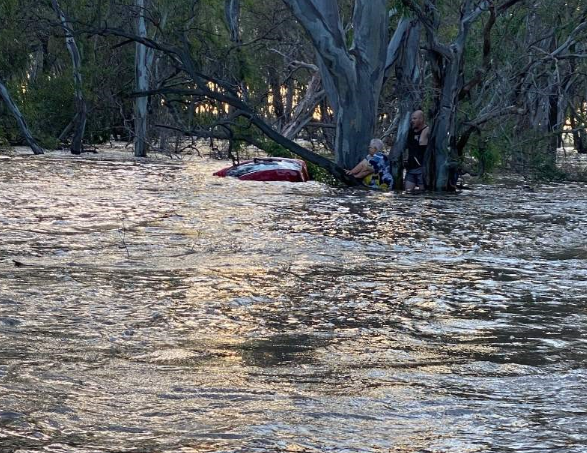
[284,78,294,124]
[426,55,462,190]
[334,83,380,168]
[388,19,422,189]
[548,86,561,158]
[225,0,240,43]
[281,72,324,139]
[268,66,285,129]
[283,0,389,169]
[134,0,149,157]
[0,80,45,155]
[51,0,87,155]
[413,0,490,190]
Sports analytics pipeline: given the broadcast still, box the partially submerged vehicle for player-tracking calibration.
[213,157,310,182]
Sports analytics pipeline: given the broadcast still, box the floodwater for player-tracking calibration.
[0,151,586,453]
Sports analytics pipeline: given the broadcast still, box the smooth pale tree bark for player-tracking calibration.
[134,0,149,157]
[51,0,87,155]
[225,0,240,43]
[225,0,250,103]
[282,0,389,169]
[0,80,45,155]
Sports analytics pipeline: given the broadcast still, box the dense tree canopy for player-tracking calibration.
[0,0,586,187]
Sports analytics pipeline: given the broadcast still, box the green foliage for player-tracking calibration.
[491,127,568,182]
[37,134,61,150]
[0,0,29,77]
[469,135,501,175]
[18,76,75,146]
[522,137,567,182]
[531,158,566,181]
[0,126,9,147]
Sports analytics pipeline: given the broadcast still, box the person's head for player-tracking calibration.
[410,110,425,130]
[369,138,384,155]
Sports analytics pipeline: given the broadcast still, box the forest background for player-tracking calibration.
[1,0,586,190]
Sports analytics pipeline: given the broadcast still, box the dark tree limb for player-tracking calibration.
[0,80,45,155]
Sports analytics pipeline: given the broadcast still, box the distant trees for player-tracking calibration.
[51,0,87,154]
[1,0,586,186]
[0,0,44,154]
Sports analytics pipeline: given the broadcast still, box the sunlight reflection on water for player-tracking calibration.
[0,152,586,452]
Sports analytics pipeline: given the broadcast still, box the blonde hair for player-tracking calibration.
[370,138,384,153]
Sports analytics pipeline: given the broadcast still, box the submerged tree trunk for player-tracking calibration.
[134,0,149,157]
[334,85,380,168]
[51,0,87,155]
[0,80,45,155]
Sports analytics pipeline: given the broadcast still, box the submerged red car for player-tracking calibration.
[213,157,310,182]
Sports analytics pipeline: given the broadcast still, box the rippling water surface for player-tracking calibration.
[1,152,586,452]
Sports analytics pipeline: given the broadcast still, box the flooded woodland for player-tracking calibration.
[2,2,587,450]
[1,148,586,452]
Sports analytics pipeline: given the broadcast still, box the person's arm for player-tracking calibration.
[419,126,430,146]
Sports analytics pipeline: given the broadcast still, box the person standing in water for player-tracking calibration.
[405,110,429,192]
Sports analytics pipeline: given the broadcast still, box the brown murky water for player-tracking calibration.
[1,151,586,452]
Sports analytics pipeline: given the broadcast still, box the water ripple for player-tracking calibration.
[0,153,586,452]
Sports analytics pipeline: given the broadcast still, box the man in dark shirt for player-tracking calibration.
[405,110,430,192]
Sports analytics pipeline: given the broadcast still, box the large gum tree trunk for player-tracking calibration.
[0,80,45,155]
[134,0,149,157]
[283,0,389,169]
[334,84,379,168]
[51,0,87,155]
